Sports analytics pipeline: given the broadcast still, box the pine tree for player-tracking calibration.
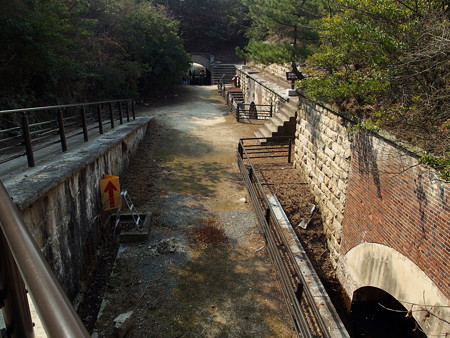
[240,0,321,78]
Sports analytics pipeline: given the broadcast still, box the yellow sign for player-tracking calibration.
[100,174,121,211]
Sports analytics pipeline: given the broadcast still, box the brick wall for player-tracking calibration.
[241,69,450,303]
[341,130,450,299]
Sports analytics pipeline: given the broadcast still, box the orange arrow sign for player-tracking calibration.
[100,175,121,211]
[104,181,118,208]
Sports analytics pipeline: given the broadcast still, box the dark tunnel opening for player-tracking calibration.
[351,287,427,338]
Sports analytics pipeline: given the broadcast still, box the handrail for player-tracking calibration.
[0,99,135,168]
[0,99,132,115]
[0,180,89,337]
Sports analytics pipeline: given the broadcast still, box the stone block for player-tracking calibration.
[113,311,135,338]
[324,146,336,160]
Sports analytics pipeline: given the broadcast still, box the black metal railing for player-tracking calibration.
[0,180,89,337]
[0,99,135,168]
[237,137,332,338]
[225,90,243,111]
[236,103,272,122]
[238,137,292,162]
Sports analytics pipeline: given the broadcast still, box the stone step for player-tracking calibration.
[212,64,236,84]
[253,98,298,140]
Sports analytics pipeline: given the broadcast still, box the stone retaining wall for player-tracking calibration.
[249,62,291,80]
[5,117,153,299]
[293,99,353,266]
[236,66,288,114]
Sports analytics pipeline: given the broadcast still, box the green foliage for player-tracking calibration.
[240,0,320,66]
[420,154,450,181]
[241,0,448,154]
[160,0,249,54]
[301,0,449,117]
[0,0,191,108]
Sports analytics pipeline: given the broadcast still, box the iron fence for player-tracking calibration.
[237,137,332,338]
[0,99,134,168]
[236,103,272,122]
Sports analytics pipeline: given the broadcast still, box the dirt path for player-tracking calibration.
[93,86,295,337]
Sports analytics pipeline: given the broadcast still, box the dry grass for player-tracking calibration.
[191,217,228,246]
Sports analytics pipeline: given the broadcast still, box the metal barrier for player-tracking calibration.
[0,180,89,337]
[237,137,332,338]
[236,103,272,122]
[0,99,134,168]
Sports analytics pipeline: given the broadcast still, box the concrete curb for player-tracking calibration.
[268,194,350,337]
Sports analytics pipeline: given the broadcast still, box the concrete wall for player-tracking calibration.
[4,117,152,299]
[191,53,213,72]
[241,70,450,336]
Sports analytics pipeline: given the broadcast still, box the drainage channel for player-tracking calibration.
[237,138,349,337]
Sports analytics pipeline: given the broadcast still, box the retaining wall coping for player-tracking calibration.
[4,116,153,211]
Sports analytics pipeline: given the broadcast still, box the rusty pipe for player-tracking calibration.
[0,181,89,337]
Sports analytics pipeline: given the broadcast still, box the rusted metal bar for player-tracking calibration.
[81,106,88,141]
[97,104,103,134]
[57,109,68,152]
[0,181,89,337]
[236,103,240,122]
[21,113,35,167]
[0,228,34,338]
[118,102,123,124]
[238,141,243,159]
[109,102,114,129]
[125,102,130,122]
[288,138,292,163]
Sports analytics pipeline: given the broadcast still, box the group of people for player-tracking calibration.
[181,69,207,85]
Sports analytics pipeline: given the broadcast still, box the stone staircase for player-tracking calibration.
[254,99,297,141]
[212,64,236,84]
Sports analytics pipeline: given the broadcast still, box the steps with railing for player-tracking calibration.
[211,64,236,85]
[254,99,297,142]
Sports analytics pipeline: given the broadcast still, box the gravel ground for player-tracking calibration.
[90,86,295,337]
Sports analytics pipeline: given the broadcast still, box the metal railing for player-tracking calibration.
[0,180,89,337]
[236,103,273,122]
[237,137,332,338]
[0,99,135,168]
[238,137,292,162]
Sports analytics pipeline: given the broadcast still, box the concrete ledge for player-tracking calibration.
[267,194,349,337]
[4,116,153,210]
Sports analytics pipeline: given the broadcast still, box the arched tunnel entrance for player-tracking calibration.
[186,63,212,85]
[351,287,426,338]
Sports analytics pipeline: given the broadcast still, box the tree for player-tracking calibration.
[240,0,321,78]
[301,0,449,155]
[0,0,191,108]
[157,0,248,57]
